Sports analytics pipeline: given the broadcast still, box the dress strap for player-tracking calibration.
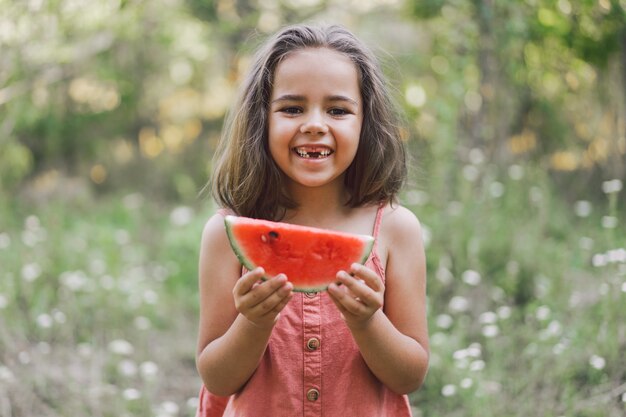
[367,203,386,282]
[372,203,385,238]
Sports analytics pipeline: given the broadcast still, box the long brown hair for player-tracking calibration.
[211,24,407,220]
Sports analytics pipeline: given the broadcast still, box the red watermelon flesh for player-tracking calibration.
[224,215,375,292]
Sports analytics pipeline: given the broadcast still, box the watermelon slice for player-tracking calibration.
[224,215,375,292]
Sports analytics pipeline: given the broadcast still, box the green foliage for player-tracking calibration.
[0,141,32,191]
[410,0,446,18]
[1,0,625,415]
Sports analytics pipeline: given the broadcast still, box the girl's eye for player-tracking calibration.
[281,107,302,114]
[329,108,350,116]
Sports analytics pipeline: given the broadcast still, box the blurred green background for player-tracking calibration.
[1,0,625,416]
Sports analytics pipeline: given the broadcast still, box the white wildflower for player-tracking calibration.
[491,286,506,302]
[462,270,481,286]
[601,179,623,194]
[463,165,479,182]
[53,310,67,324]
[479,311,498,324]
[497,305,512,320]
[143,289,159,305]
[592,253,608,267]
[430,332,447,346]
[436,266,454,285]
[589,355,606,370]
[436,314,453,329]
[467,343,482,358]
[60,270,87,291]
[89,258,106,275]
[25,215,40,230]
[0,366,15,382]
[470,360,485,371]
[140,361,159,379]
[553,343,566,355]
[449,296,470,313]
[469,148,485,165]
[134,316,152,330]
[158,400,180,415]
[36,314,53,328]
[489,182,505,198]
[118,359,138,377]
[404,190,430,206]
[21,230,38,247]
[21,263,42,282]
[18,351,31,364]
[546,320,562,336]
[453,349,469,361]
[406,84,427,108]
[108,339,134,356]
[602,216,618,229]
[574,200,592,217]
[441,384,457,397]
[607,248,626,263]
[536,305,551,321]
[508,164,524,180]
[482,324,499,338]
[460,378,474,389]
[170,206,194,226]
[123,388,141,400]
[187,397,200,410]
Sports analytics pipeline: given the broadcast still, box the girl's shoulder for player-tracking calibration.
[200,211,238,261]
[380,204,423,235]
[377,203,425,254]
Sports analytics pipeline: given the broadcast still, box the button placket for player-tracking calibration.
[302,292,322,416]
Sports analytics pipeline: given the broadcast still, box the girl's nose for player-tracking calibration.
[300,112,329,135]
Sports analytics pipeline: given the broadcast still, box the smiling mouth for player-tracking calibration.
[293,146,334,159]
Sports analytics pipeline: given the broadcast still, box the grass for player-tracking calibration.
[0,162,624,416]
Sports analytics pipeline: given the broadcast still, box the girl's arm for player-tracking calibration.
[328,206,429,394]
[195,214,293,396]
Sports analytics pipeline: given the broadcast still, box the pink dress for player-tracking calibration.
[196,206,413,417]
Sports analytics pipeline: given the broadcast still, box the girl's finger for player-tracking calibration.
[336,271,376,304]
[247,281,293,315]
[233,267,266,297]
[235,273,288,310]
[350,263,383,292]
[328,282,368,314]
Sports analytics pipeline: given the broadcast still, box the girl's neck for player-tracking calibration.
[284,182,352,228]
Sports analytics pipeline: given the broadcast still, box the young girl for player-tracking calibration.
[195,24,429,416]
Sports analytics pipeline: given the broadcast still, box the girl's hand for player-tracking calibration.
[233,267,293,329]
[327,263,384,330]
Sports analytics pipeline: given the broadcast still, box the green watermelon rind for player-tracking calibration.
[224,215,375,293]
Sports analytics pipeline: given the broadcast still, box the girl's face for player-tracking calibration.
[268,47,363,194]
